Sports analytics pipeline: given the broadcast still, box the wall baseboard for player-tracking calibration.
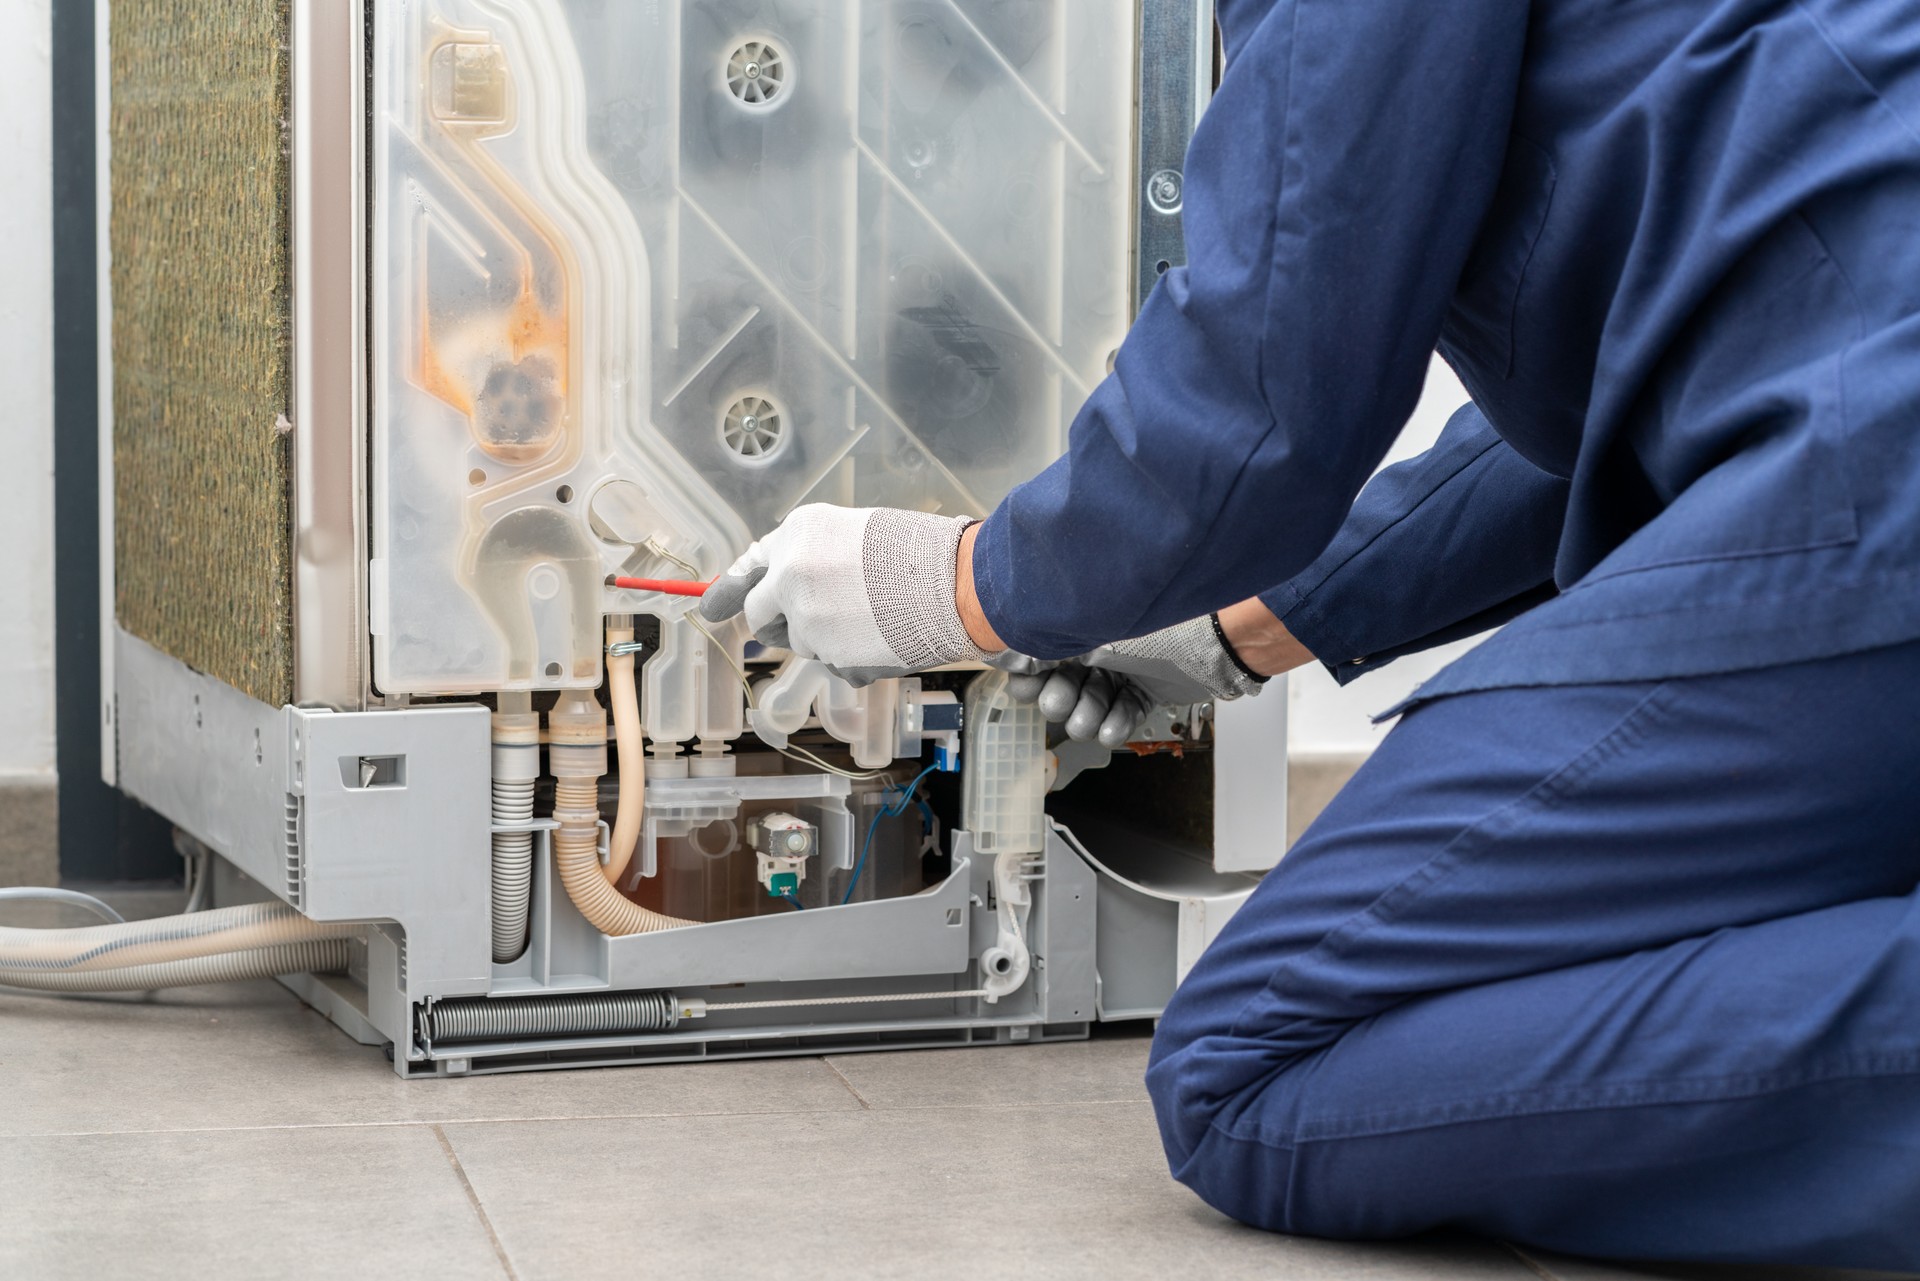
[1287,751,1371,847]
[0,776,58,886]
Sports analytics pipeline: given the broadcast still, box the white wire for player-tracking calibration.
[0,887,128,925]
[638,538,898,783]
[682,612,896,782]
[641,540,703,581]
[181,848,211,914]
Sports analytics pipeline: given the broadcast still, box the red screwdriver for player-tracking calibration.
[604,574,715,598]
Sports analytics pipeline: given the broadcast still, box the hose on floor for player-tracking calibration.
[0,901,363,992]
[0,939,354,992]
[0,887,127,924]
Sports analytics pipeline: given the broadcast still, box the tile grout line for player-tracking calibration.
[6,1106,852,1140]
[1502,1242,1563,1281]
[820,1058,872,1110]
[8,1097,1155,1140]
[433,1122,521,1281]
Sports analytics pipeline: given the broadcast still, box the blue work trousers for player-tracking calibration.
[1148,641,1920,1269]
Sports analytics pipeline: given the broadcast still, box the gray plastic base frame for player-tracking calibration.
[114,630,1261,1078]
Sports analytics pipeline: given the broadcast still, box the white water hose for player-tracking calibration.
[2,941,355,992]
[0,902,362,993]
[491,698,540,963]
[0,886,126,924]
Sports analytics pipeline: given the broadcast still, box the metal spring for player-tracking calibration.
[423,990,679,1045]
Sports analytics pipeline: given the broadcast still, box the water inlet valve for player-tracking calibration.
[747,812,817,898]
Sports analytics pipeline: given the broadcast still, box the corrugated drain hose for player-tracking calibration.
[491,699,540,963]
[550,695,695,934]
[0,902,361,992]
[1,941,354,992]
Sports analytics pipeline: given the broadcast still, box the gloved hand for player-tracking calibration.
[700,504,988,685]
[1009,615,1266,748]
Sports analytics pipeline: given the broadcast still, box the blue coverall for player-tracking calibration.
[967,0,1920,1267]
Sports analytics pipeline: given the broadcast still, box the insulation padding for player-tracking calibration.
[110,0,295,708]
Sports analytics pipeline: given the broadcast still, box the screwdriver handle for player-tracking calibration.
[605,575,714,598]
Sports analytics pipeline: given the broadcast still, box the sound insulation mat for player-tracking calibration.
[110,0,295,708]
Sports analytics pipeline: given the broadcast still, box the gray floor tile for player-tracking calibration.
[444,1103,1538,1281]
[0,1123,508,1280]
[0,976,861,1135]
[824,1026,1154,1109]
[1513,1246,1917,1281]
[0,882,873,1135]
[3,885,858,1134]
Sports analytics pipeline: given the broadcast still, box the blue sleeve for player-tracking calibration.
[1260,402,1570,685]
[970,0,1532,659]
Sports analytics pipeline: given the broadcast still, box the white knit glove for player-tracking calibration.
[1007,615,1265,748]
[700,505,988,685]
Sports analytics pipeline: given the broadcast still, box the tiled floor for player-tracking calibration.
[0,889,1907,1280]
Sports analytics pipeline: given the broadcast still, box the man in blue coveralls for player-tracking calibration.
[702,0,1920,1267]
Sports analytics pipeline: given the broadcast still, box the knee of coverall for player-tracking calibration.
[1145,951,1321,1233]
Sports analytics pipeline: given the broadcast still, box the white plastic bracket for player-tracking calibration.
[981,850,1041,1002]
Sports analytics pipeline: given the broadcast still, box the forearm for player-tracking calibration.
[1260,403,1570,683]
[965,514,1312,678]
[962,2,1529,660]
[971,403,1567,678]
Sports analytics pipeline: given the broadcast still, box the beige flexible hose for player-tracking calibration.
[0,939,354,992]
[605,618,646,886]
[0,902,363,973]
[553,777,695,934]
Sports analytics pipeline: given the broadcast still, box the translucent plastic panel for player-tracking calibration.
[371,0,1135,696]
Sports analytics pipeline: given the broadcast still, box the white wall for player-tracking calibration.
[1288,357,1483,756]
[0,0,57,783]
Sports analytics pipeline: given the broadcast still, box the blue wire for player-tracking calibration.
[779,891,805,911]
[842,763,939,906]
[843,808,889,908]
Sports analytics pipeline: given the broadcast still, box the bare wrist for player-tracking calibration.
[1216,597,1314,678]
[955,522,1008,654]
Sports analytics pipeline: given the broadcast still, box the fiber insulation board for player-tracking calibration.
[110,0,295,708]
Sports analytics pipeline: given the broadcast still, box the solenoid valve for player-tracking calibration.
[747,811,817,899]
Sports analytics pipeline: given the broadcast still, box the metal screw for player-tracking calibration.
[743,60,761,80]
[1147,167,1183,215]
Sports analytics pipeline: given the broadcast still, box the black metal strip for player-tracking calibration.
[50,1,173,882]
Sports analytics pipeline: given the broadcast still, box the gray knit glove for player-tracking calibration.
[701,505,988,686]
[1007,615,1265,748]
